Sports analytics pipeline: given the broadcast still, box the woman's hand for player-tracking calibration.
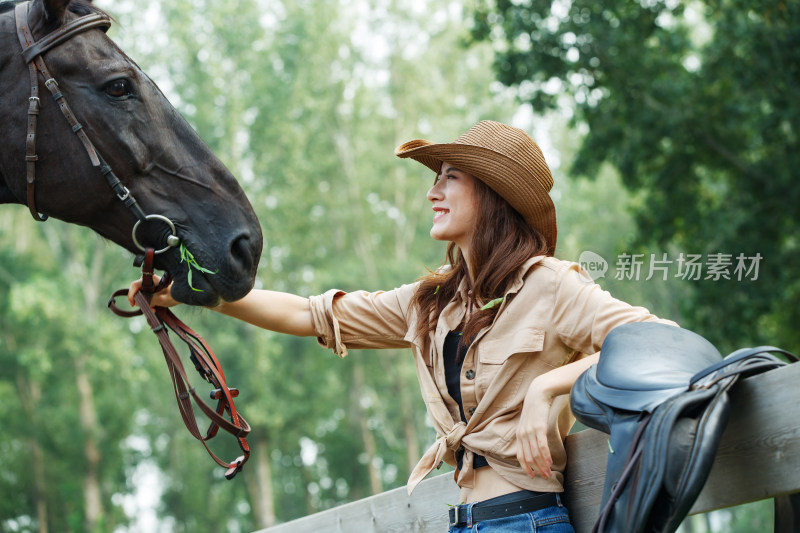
[516,378,554,479]
[127,275,178,309]
[515,352,600,479]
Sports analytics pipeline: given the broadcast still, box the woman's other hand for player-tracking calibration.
[515,352,600,479]
[516,378,554,479]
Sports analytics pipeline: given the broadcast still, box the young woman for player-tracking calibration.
[129,120,676,532]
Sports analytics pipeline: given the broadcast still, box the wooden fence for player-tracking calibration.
[256,362,800,533]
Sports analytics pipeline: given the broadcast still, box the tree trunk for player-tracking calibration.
[17,376,49,533]
[75,354,103,532]
[75,240,106,532]
[301,463,315,516]
[389,350,420,477]
[32,439,49,533]
[352,363,383,495]
[245,436,276,528]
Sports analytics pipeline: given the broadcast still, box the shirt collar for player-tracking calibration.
[507,255,548,294]
[455,255,548,303]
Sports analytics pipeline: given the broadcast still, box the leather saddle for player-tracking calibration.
[570,322,797,533]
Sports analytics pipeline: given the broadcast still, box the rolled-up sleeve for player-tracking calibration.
[308,284,418,358]
[552,262,678,354]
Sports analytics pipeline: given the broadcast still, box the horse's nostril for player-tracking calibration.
[229,233,256,273]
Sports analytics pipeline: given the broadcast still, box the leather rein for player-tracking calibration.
[108,251,251,479]
[17,2,250,478]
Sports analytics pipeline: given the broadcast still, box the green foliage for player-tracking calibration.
[470,0,800,353]
[0,214,155,532]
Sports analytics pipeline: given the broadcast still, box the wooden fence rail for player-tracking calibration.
[256,362,800,533]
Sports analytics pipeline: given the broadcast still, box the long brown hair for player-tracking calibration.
[411,177,551,346]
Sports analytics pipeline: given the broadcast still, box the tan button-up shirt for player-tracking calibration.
[309,256,677,495]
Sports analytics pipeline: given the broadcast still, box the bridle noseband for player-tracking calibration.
[14,1,178,255]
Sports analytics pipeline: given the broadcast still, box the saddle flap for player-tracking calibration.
[634,386,731,532]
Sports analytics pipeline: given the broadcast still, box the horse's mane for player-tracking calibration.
[0,1,110,20]
[68,0,110,18]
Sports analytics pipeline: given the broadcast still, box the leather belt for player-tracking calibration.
[448,491,559,526]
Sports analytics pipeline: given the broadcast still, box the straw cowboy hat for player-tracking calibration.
[395,120,557,256]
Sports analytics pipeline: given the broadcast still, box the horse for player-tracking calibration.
[0,0,263,306]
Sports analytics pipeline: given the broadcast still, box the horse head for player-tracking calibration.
[0,0,263,306]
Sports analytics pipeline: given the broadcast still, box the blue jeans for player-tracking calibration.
[447,494,575,533]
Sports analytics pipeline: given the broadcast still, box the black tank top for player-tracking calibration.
[443,331,489,470]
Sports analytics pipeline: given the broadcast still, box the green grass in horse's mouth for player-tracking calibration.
[179,242,217,292]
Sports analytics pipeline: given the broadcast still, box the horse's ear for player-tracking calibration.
[30,0,72,30]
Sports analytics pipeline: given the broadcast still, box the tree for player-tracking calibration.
[470,0,800,353]
[0,212,154,532]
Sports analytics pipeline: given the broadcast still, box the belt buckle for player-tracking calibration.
[449,505,462,526]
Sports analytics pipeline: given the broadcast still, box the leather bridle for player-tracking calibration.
[108,252,251,480]
[14,1,178,255]
[16,1,251,478]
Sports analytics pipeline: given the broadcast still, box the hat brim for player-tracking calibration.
[396,139,557,255]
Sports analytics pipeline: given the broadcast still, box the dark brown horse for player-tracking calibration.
[0,0,263,306]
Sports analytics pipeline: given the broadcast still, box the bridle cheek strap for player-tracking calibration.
[16,2,47,220]
[14,2,148,224]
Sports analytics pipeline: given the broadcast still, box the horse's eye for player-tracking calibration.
[105,79,131,98]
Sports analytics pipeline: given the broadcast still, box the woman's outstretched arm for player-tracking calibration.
[128,278,315,337]
[211,290,315,337]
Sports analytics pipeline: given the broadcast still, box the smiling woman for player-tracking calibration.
[130,120,678,533]
[0,0,263,305]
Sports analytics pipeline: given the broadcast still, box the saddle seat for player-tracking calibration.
[583,322,723,416]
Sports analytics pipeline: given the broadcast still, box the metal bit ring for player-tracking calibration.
[132,214,180,254]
